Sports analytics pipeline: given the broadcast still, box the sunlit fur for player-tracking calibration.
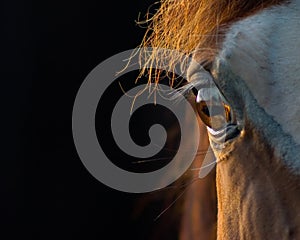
[138,0,286,84]
[138,0,300,239]
[210,2,300,237]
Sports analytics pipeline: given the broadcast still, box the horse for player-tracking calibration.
[137,0,300,239]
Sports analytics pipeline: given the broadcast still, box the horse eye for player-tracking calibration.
[195,93,234,131]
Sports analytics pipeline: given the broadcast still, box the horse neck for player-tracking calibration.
[215,127,300,239]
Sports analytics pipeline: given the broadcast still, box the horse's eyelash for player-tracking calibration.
[169,82,198,103]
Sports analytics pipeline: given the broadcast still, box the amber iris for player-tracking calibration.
[196,100,232,130]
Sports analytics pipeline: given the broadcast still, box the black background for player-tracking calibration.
[2,1,185,239]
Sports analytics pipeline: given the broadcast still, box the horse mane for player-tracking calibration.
[137,0,286,85]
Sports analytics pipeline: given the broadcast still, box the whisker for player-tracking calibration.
[131,149,213,166]
[151,143,213,155]
[153,177,199,221]
[132,157,174,164]
[151,176,200,193]
[190,161,216,171]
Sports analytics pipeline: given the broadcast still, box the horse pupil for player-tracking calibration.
[201,104,210,117]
